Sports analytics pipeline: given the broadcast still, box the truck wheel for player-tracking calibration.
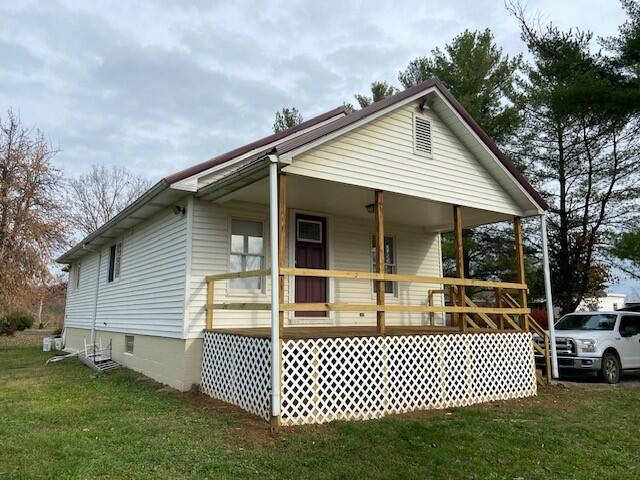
[600,351,621,384]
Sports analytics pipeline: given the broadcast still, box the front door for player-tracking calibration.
[294,214,327,317]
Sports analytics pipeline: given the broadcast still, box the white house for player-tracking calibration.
[577,293,627,312]
[58,78,557,427]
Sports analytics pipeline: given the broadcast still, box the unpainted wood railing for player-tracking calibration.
[205,267,529,326]
[204,268,550,384]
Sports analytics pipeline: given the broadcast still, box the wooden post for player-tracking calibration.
[453,205,466,332]
[375,190,385,335]
[513,216,529,331]
[495,287,504,330]
[278,173,287,332]
[206,279,214,330]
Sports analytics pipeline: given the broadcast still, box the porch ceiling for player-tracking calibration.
[210,174,515,231]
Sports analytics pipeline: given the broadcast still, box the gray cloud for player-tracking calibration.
[0,0,627,181]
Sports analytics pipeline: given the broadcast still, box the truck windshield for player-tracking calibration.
[555,314,617,331]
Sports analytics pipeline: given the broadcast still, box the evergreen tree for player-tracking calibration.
[399,29,523,146]
[273,107,303,133]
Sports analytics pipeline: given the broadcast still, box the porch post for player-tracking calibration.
[375,190,385,335]
[453,205,466,332]
[278,173,287,332]
[268,156,281,427]
[540,213,559,379]
[513,216,529,331]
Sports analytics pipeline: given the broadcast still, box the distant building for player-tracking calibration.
[576,293,627,312]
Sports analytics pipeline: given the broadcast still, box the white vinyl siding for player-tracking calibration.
[62,207,188,338]
[186,199,273,337]
[284,101,522,215]
[186,199,444,336]
[331,215,443,326]
[64,253,99,329]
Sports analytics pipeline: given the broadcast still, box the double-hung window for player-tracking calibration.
[371,235,397,295]
[74,263,81,290]
[230,219,264,290]
[107,242,123,283]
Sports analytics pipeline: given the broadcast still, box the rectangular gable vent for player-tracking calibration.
[413,113,432,156]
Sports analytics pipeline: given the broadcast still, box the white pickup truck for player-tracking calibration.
[535,311,640,383]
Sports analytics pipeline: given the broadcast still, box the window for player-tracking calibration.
[371,236,396,295]
[74,263,81,290]
[230,219,264,290]
[107,242,123,283]
[297,219,323,243]
[125,335,134,354]
[413,113,432,156]
[620,315,640,334]
[555,313,617,331]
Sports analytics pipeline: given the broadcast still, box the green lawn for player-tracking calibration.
[1,347,639,480]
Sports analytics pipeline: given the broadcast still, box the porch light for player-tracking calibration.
[418,98,431,113]
[365,203,375,214]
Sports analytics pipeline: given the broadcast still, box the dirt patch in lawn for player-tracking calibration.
[0,331,53,349]
[180,389,338,446]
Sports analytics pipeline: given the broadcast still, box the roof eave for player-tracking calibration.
[55,180,170,264]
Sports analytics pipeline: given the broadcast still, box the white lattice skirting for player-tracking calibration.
[200,332,271,420]
[201,331,536,426]
[280,332,536,426]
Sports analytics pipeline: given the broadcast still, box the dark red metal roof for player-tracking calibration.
[166,77,547,210]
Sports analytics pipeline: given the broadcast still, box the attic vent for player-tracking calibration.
[413,113,432,156]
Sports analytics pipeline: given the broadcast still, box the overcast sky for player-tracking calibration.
[1,0,636,298]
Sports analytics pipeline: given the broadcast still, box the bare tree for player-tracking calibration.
[68,164,152,236]
[0,110,67,312]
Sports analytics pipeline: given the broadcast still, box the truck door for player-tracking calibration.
[618,315,640,368]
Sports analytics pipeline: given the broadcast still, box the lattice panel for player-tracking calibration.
[200,331,271,420]
[281,332,536,426]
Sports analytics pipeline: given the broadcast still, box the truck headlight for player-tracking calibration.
[578,339,597,353]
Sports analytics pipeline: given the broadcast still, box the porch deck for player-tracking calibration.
[211,325,467,339]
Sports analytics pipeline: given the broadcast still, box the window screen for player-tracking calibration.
[230,219,264,289]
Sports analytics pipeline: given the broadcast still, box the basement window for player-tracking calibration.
[413,113,432,157]
[125,335,134,354]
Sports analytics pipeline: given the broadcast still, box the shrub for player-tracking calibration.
[0,319,17,336]
[1,312,34,332]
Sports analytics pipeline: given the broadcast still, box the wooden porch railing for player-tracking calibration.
[205,267,530,326]
[204,267,550,384]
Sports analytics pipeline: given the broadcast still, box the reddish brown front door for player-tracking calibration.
[294,214,327,317]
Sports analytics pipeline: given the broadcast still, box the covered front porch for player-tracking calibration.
[196,160,554,427]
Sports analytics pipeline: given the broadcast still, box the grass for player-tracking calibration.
[2,348,640,480]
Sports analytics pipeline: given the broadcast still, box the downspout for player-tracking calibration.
[85,244,102,346]
[540,213,559,379]
[268,154,281,424]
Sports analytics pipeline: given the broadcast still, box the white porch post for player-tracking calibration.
[540,213,559,379]
[268,155,281,425]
